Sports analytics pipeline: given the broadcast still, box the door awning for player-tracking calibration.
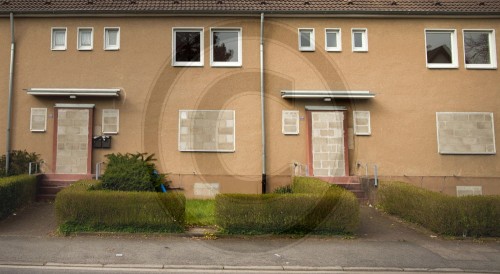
[26,88,120,98]
[281,90,375,99]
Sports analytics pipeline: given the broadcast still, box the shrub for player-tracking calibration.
[292,176,342,195]
[273,185,293,194]
[55,180,186,234]
[100,152,166,192]
[0,175,37,220]
[216,177,359,235]
[378,181,500,237]
[0,150,42,178]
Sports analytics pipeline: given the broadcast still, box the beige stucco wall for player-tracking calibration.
[0,15,499,196]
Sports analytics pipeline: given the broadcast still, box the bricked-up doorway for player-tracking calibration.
[307,110,349,177]
[52,104,94,175]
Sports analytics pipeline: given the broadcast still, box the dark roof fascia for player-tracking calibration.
[1,10,500,18]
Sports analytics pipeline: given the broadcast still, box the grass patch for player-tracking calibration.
[185,199,215,226]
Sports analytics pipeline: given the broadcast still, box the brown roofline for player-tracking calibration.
[1,10,500,18]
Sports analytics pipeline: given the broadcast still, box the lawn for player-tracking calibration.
[185,199,215,226]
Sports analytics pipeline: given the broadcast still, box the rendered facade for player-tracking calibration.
[1,0,499,197]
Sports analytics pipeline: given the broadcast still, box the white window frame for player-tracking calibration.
[172,28,204,67]
[353,111,371,136]
[298,28,315,51]
[351,28,368,52]
[102,109,119,134]
[51,27,67,51]
[77,27,93,51]
[424,29,458,69]
[282,110,300,135]
[104,27,120,51]
[210,28,242,67]
[463,29,497,70]
[30,108,47,132]
[325,28,341,52]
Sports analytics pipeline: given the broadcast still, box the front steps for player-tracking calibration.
[37,174,93,201]
[317,176,367,202]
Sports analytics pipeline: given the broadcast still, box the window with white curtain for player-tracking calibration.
[78,28,93,50]
[104,27,120,50]
[51,27,67,51]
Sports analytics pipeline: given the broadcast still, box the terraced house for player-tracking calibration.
[1,0,499,198]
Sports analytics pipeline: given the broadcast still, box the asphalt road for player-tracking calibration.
[0,203,498,273]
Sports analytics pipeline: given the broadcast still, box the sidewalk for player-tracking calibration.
[0,202,499,273]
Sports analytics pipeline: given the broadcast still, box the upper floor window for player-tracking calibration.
[325,28,341,52]
[104,27,120,50]
[173,28,203,67]
[298,28,315,51]
[211,28,242,67]
[425,29,458,68]
[352,28,368,52]
[77,27,93,51]
[463,29,497,69]
[51,27,67,51]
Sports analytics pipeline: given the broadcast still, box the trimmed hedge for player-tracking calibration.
[55,180,186,234]
[378,181,500,237]
[0,175,37,220]
[215,177,359,234]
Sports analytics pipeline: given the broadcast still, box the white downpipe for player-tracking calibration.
[260,13,267,193]
[5,13,15,175]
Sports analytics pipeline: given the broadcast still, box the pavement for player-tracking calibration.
[0,202,499,273]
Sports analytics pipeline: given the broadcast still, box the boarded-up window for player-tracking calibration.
[178,110,235,152]
[456,186,483,197]
[102,109,119,134]
[436,112,496,154]
[353,111,371,135]
[30,108,47,132]
[282,110,299,135]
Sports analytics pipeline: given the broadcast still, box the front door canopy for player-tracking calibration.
[281,90,375,99]
[26,88,120,98]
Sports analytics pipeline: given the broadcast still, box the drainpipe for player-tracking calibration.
[5,12,15,175]
[260,13,267,193]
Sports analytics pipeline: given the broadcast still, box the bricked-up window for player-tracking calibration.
[211,28,242,67]
[30,108,47,132]
[425,29,458,68]
[102,109,119,134]
[173,28,203,67]
[298,28,315,51]
[178,110,235,152]
[463,30,497,69]
[353,111,371,135]
[51,27,67,51]
[282,110,299,135]
[436,112,496,154]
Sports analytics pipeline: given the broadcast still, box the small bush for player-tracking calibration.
[292,176,342,195]
[216,177,359,235]
[55,180,186,234]
[378,181,500,237]
[101,153,166,192]
[273,185,293,194]
[0,150,42,178]
[0,175,37,220]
